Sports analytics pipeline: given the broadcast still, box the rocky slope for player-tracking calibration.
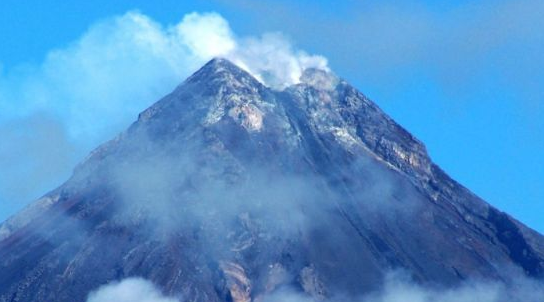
[0,58,543,302]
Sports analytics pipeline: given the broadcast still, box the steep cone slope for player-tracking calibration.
[0,59,543,302]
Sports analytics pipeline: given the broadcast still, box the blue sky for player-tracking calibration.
[0,0,542,233]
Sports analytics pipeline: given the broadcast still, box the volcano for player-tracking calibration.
[0,58,543,302]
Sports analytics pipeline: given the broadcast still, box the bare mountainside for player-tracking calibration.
[0,58,543,302]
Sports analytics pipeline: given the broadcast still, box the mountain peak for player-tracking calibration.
[134,57,272,136]
[198,57,242,74]
[185,57,263,89]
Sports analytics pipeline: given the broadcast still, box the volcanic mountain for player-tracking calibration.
[0,58,543,302]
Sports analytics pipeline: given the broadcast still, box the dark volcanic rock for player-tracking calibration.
[0,58,543,302]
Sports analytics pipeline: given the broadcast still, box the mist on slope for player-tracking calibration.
[84,126,543,301]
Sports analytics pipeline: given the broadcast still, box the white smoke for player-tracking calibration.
[19,11,323,139]
[0,11,328,221]
[228,32,329,89]
[170,11,329,89]
[86,278,179,302]
[1,11,328,135]
[174,12,236,60]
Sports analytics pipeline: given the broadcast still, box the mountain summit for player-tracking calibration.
[0,58,543,302]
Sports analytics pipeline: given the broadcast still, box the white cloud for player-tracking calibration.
[257,271,544,302]
[175,12,236,59]
[1,10,327,144]
[228,33,328,89]
[82,273,544,302]
[0,11,328,221]
[86,278,179,302]
[360,271,544,302]
[364,272,501,302]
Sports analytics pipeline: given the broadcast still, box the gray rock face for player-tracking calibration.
[0,58,543,302]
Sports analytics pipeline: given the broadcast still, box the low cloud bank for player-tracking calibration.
[262,271,544,302]
[87,272,544,302]
[359,271,544,302]
[86,278,179,302]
